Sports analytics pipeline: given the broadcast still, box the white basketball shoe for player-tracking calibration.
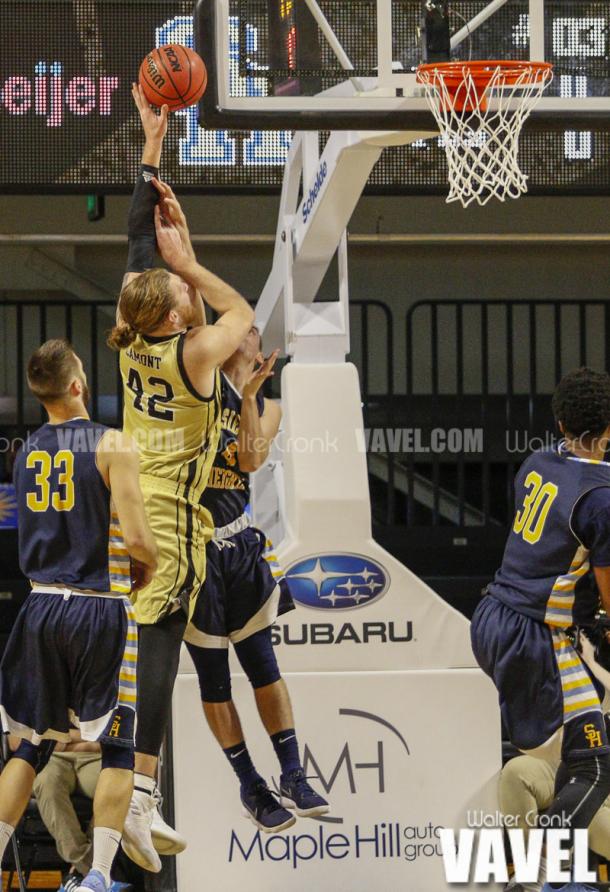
[121,787,162,873]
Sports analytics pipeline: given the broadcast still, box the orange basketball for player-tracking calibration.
[139,45,207,111]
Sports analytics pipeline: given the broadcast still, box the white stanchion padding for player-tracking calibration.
[173,363,503,890]
[271,362,479,671]
[172,669,502,892]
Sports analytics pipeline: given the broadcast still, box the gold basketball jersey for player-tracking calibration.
[120,332,220,502]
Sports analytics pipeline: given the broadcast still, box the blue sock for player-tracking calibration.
[223,742,261,790]
[271,729,302,777]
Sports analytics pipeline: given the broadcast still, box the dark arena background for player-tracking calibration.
[0,1,609,192]
[1,2,610,891]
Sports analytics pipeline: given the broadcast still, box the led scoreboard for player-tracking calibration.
[0,1,608,193]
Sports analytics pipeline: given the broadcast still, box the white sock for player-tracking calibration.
[134,772,156,795]
[92,827,121,886]
[0,821,14,861]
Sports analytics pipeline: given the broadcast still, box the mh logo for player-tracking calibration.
[285,553,390,611]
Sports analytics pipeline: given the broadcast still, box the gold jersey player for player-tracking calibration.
[106,85,254,872]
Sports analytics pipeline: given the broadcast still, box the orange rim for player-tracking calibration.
[416,60,552,113]
[416,60,553,88]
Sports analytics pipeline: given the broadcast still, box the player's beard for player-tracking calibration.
[181,304,198,329]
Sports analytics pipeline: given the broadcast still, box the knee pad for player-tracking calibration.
[13,739,56,775]
[186,643,232,703]
[101,741,134,771]
[234,628,281,690]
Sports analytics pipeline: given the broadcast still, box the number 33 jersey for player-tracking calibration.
[14,418,131,594]
[120,332,221,501]
[489,444,610,628]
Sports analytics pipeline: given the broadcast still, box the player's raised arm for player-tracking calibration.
[237,348,282,472]
[154,207,254,380]
[118,84,168,312]
[96,429,158,590]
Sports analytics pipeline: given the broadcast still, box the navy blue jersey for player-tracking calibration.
[201,372,265,528]
[13,419,131,593]
[489,445,610,627]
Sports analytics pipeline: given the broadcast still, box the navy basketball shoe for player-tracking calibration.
[241,780,296,832]
[279,769,329,817]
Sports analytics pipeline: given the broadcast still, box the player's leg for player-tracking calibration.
[531,636,610,892]
[186,641,295,833]
[134,609,186,777]
[0,593,70,864]
[76,745,134,892]
[471,597,561,891]
[220,528,328,817]
[472,599,610,890]
[234,629,329,817]
[586,795,610,861]
[191,645,261,791]
[537,636,610,885]
[63,596,138,892]
[123,485,202,870]
[120,609,186,872]
[0,740,56,863]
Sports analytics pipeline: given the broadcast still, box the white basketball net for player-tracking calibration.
[417,62,553,208]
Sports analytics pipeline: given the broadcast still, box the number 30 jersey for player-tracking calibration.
[489,445,610,628]
[120,332,221,501]
[14,418,131,593]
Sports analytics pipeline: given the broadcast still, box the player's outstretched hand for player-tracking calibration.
[132,82,168,145]
[243,349,280,400]
[154,204,190,272]
[152,178,195,260]
[131,558,155,591]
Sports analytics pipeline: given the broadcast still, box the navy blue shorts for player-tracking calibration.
[471,595,608,759]
[184,527,294,648]
[0,590,137,747]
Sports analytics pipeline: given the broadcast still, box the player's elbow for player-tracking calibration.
[238,300,255,328]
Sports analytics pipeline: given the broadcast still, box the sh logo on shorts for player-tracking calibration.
[584,723,603,748]
[109,714,122,738]
[285,553,390,611]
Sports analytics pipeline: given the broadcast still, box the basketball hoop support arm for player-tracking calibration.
[450,0,511,52]
[255,127,432,363]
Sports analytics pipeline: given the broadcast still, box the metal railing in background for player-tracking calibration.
[0,300,120,438]
[390,299,610,529]
[0,296,392,471]
[3,297,609,535]
[350,299,394,397]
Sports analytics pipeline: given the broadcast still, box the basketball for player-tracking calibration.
[139,44,207,111]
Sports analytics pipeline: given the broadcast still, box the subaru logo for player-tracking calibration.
[285,553,390,611]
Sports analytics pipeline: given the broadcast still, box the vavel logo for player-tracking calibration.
[285,553,390,611]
